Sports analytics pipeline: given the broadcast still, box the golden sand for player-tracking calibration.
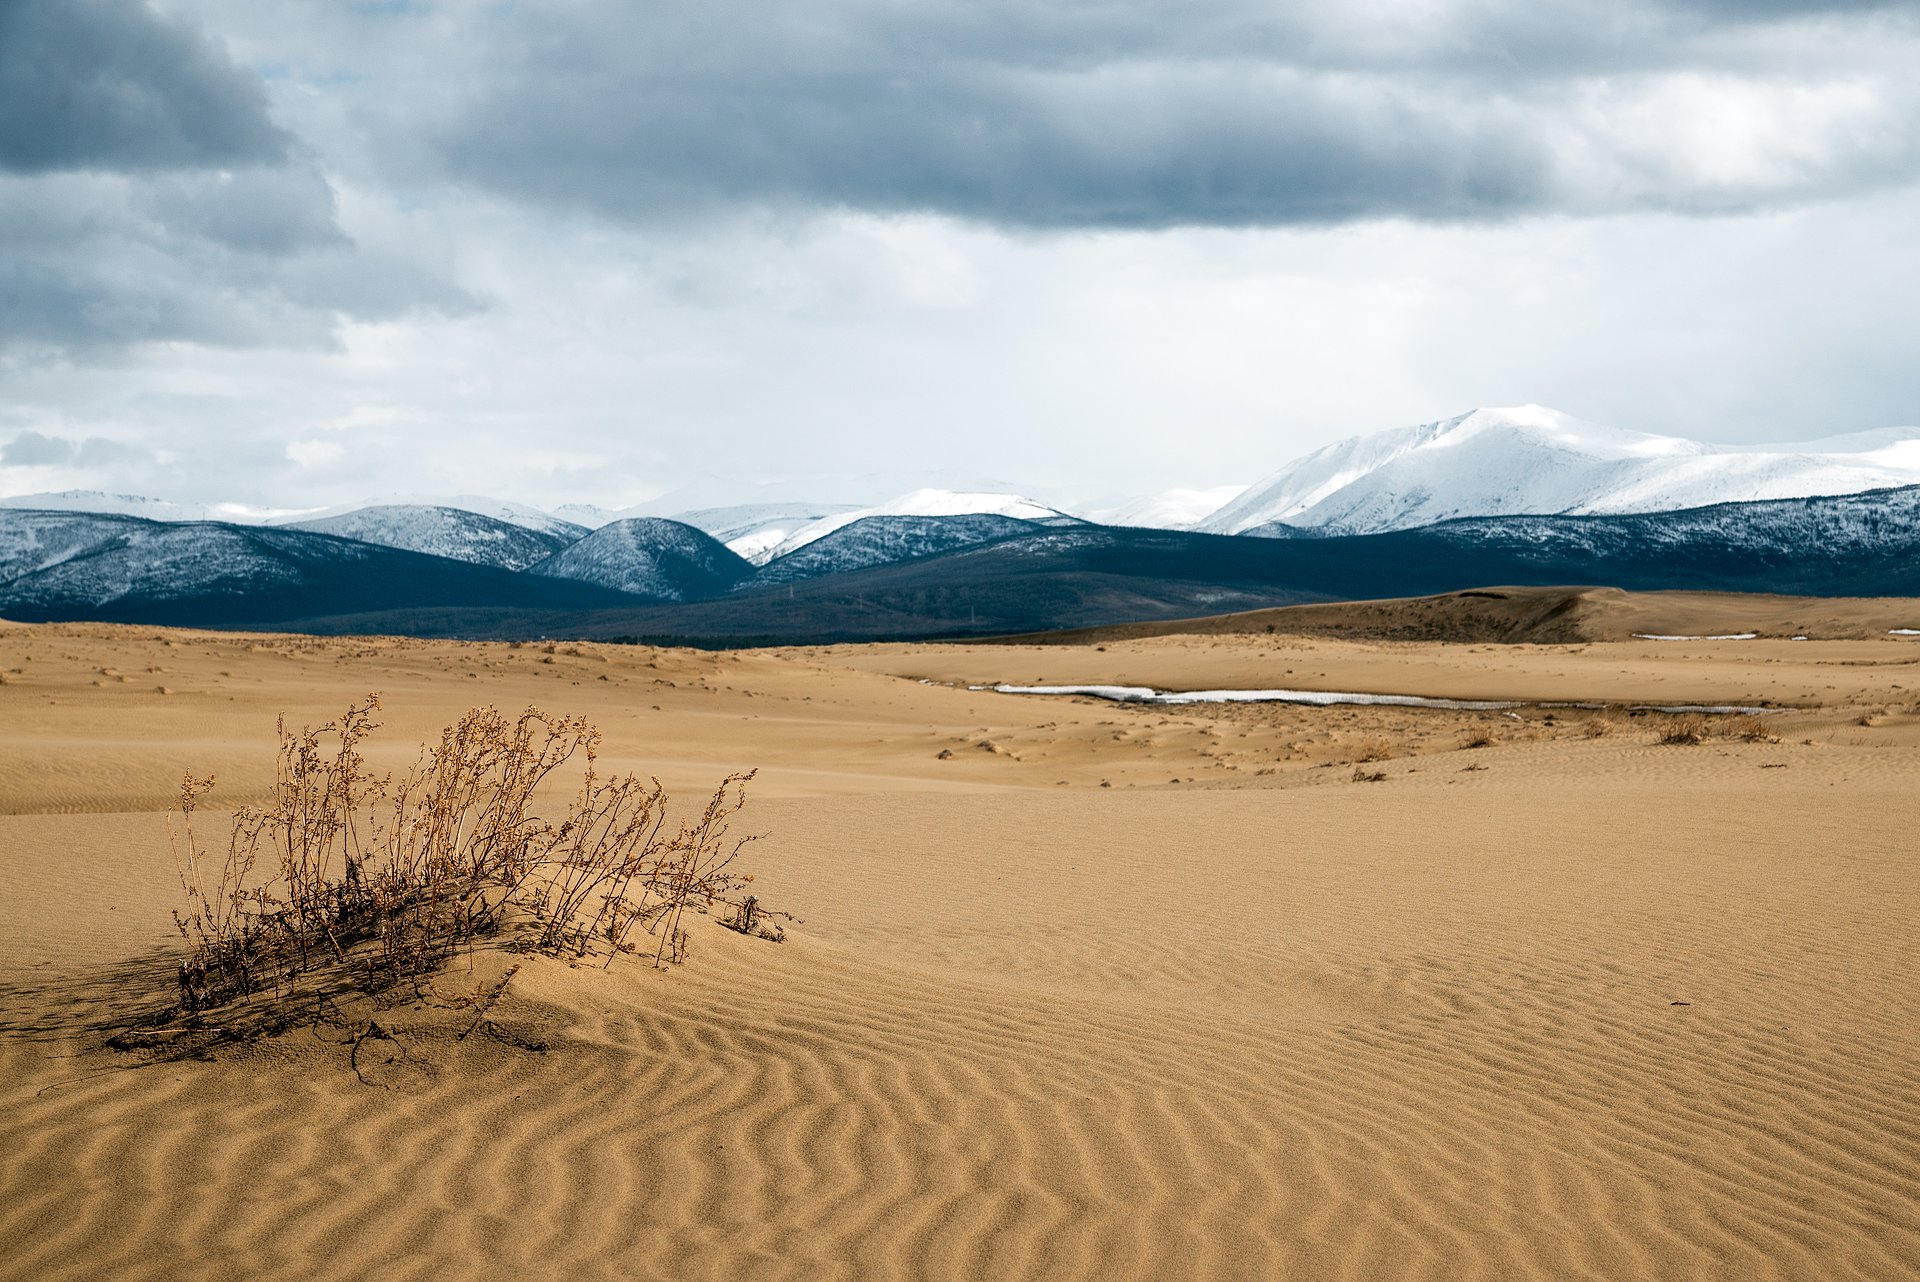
[3,597,1918,1280]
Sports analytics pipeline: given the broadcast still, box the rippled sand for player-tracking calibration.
[3,606,1919,1280]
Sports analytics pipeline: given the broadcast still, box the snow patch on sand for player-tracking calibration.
[982,684,1772,715]
[1632,633,1759,641]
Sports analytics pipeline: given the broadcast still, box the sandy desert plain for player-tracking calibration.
[2,585,1919,1281]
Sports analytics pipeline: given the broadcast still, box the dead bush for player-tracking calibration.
[1352,735,1396,763]
[1657,712,1779,745]
[168,695,770,1018]
[1581,706,1630,738]
[1727,715,1781,742]
[1659,715,1709,745]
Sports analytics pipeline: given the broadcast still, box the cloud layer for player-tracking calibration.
[409,0,1920,227]
[0,0,286,173]
[0,0,1917,507]
[0,0,467,358]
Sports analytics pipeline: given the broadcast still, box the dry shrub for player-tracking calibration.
[1460,730,1498,750]
[1350,766,1388,783]
[169,695,766,1017]
[1657,712,1779,745]
[1659,714,1708,745]
[1352,735,1396,763]
[1581,706,1629,738]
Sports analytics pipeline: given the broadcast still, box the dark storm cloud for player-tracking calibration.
[440,62,1558,229]
[0,2,469,356]
[0,0,289,173]
[6,0,1919,364]
[404,0,1920,229]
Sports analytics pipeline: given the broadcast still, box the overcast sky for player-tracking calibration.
[2,0,1918,511]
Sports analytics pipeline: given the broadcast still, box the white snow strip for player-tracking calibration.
[988,684,1522,711]
[1890,629,1920,636]
[983,684,1772,715]
[1625,704,1774,714]
[1631,633,1759,641]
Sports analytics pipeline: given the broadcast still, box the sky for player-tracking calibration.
[1,0,1918,513]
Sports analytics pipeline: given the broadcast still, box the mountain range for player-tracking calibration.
[285,504,582,571]
[1203,405,1920,535]
[6,405,1919,640]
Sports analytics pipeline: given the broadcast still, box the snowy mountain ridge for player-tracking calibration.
[526,518,752,600]
[1202,405,1920,535]
[285,504,576,572]
[0,509,627,623]
[276,494,587,541]
[13,407,1920,547]
[666,504,864,564]
[11,482,1920,631]
[752,514,1042,584]
[764,490,1077,561]
[0,490,307,524]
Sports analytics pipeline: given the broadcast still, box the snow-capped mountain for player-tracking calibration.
[12,483,1920,633]
[1408,482,1920,564]
[526,518,750,600]
[666,504,863,564]
[0,509,628,623]
[0,490,301,523]
[0,512,338,613]
[764,490,1077,561]
[547,502,865,562]
[1200,405,1920,535]
[285,504,580,572]
[281,494,585,541]
[1092,485,1249,530]
[753,514,1041,584]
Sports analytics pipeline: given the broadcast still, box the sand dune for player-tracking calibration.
[1027,585,1920,646]
[4,602,1920,1279]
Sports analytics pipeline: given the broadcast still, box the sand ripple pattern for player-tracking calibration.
[7,773,1920,1281]
[6,908,1920,1282]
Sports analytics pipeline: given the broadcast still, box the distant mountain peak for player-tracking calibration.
[765,489,1073,560]
[281,494,585,540]
[526,517,750,600]
[285,503,579,571]
[1199,407,1920,535]
[0,490,267,523]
